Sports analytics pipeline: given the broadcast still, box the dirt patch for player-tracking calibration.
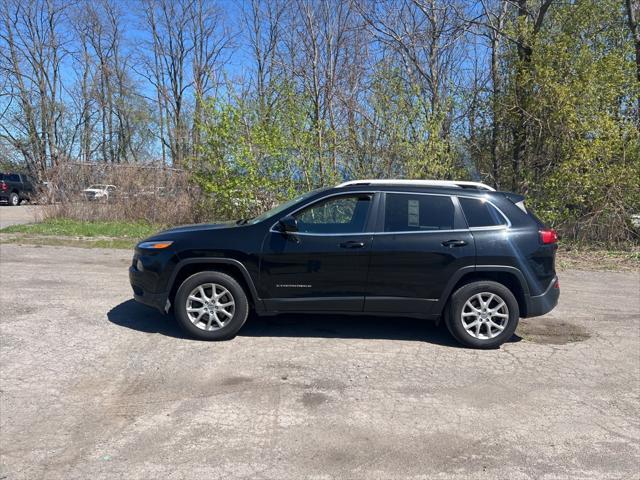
[301,392,329,408]
[557,246,639,272]
[0,232,133,249]
[518,318,590,345]
[220,376,253,386]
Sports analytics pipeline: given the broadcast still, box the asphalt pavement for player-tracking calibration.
[0,205,41,228]
[0,243,638,479]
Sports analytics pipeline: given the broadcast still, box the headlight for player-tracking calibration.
[138,240,174,250]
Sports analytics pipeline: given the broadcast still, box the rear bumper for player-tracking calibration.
[524,277,559,318]
[129,266,169,313]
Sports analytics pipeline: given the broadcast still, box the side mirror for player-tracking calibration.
[278,215,298,233]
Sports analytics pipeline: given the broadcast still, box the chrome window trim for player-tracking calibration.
[381,191,511,232]
[274,231,375,237]
[268,189,511,235]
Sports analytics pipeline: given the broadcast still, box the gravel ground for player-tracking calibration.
[0,243,639,480]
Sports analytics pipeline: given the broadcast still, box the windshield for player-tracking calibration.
[246,188,329,224]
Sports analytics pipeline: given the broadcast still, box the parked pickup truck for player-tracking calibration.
[0,173,35,206]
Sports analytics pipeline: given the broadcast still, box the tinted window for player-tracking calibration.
[5,174,20,182]
[384,193,455,232]
[459,197,507,227]
[294,194,372,234]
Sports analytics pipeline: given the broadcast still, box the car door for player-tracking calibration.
[365,192,475,315]
[259,192,377,312]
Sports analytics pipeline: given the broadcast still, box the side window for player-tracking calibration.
[459,197,507,228]
[384,193,455,232]
[294,194,372,234]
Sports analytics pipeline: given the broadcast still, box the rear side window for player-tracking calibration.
[459,197,507,228]
[384,193,455,232]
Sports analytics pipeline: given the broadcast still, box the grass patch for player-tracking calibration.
[0,218,163,249]
[0,218,161,239]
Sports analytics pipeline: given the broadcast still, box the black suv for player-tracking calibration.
[130,180,559,348]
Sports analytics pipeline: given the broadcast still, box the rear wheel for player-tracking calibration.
[8,193,19,206]
[445,280,519,349]
[174,271,249,340]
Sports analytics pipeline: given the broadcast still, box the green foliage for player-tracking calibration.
[191,0,638,244]
[518,0,640,243]
[193,86,320,220]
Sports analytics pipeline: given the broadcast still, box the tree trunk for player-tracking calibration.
[626,0,640,126]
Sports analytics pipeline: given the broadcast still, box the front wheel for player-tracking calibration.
[174,271,249,340]
[445,281,519,349]
[8,193,19,206]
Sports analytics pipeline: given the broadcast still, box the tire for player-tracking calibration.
[8,192,19,206]
[174,271,249,340]
[445,280,519,349]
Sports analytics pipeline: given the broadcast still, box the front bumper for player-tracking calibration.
[129,266,169,313]
[524,276,560,318]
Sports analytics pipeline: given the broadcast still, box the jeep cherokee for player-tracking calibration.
[129,179,559,348]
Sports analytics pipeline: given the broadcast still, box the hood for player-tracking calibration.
[156,222,236,236]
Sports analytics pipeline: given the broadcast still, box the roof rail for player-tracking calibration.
[336,179,495,191]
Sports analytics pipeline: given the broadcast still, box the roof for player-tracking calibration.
[336,179,495,191]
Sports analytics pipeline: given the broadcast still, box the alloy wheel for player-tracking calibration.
[185,283,235,331]
[461,292,509,340]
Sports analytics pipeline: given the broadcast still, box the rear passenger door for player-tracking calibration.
[365,192,475,315]
[457,196,514,269]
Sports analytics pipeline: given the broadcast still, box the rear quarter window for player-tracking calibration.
[459,197,507,228]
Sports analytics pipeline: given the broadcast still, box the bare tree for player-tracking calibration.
[357,0,472,151]
[626,0,640,125]
[243,0,287,123]
[141,0,194,167]
[510,0,554,191]
[0,0,69,177]
[189,0,233,164]
[479,0,508,188]
[280,0,360,177]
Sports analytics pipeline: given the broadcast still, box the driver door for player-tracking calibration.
[259,193,376,312]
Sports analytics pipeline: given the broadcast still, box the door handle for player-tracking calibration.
[441,239,468,248]
[340,240,366,249]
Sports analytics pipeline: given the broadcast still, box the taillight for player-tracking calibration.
[539,228,558,244]
[0,181,7,191]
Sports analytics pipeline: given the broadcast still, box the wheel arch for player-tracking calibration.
[168,258,261,310]
[437,266,530,317]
